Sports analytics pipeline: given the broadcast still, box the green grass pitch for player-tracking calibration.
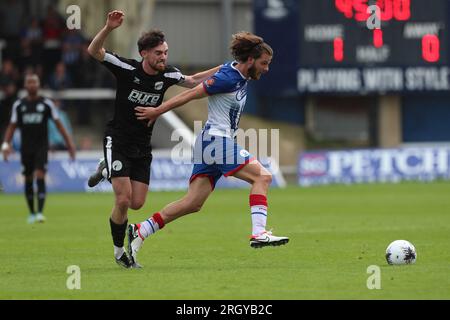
[1,182,449,299]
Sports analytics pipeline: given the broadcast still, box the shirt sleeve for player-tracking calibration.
[202,72,237,95]
[9,99,21,124]
[101,51,137,78]
[164,66,186,85]
[44,98,60,121]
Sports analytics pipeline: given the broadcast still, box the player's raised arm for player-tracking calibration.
[135,83,207,125]
[87,10,124,61]
[179,65,222,88]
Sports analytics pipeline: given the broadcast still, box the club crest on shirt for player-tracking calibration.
[154,81,163,90]
[236,86,247,101]
[36,103,45,112]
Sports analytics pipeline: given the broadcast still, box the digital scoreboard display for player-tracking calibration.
[298,0,450,93]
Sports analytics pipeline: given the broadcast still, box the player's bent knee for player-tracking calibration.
[35,170,46,179]
[255,172,272,187]
[115,196,131,209]
[263,173,273,185]
[130,200,145,210]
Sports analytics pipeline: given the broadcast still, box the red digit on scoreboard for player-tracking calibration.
[353,0,370,22]
[335,0,353,18]
[373,29,384,48]
[422,34,440,63]
[336,0,410,22]
[334,37,344,62]
[377,0,393,21]
[393,0,410,21]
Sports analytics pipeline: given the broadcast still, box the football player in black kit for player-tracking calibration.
[2,74,76,224]
[87,10,221,268]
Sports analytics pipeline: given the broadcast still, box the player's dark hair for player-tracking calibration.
[230,31,273,62]
[24,73,40,84]
[138,29,166,52]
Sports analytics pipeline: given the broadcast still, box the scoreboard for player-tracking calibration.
[297,0,450,93]
[300,0,448,66]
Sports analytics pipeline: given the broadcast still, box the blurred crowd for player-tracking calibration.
[0,2,114,150]
[0,3,113,90]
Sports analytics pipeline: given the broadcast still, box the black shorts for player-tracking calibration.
[103,135,152,185]
[21,147,48,176]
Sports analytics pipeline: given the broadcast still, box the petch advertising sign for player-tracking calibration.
[298,147,450,186]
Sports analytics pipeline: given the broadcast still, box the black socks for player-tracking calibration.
[109,218,128,247]
[36,178,46,213]
[25,179,34,214]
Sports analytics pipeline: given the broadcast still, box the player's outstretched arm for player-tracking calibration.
[179,65,222,88]
[1,123,17,162]
[135,84,207,125]
[54,120,76,160]
[87,10,124,61]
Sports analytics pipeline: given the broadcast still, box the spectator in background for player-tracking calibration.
[42,5,64,75]
[48,100,73,151]
[48,61,72,90]
[0,82,18,138]
[0,0,25,62]
[79,136,93,151]
[0,59,21,89]
[20,17,44,69]
[76,42,112,88]
[0,60,19,139]
[62,29,85,78]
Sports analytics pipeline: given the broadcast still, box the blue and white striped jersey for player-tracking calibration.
[202,61,248,138]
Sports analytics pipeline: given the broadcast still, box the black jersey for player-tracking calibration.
[101,51,185,154]
[10,96,59,153]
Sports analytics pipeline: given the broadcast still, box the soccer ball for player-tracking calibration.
[385,240,417,265]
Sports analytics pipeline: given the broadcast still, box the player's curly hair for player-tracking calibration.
[230,31,273,62]
[138,29,166,52]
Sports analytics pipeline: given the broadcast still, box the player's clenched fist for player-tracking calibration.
[106,10,124,30]
[1,142,11,162]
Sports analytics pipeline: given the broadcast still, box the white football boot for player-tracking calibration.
[35,212,46,223]
[250,230,289,248]
[27,213,36,224]
[127,224,144,268]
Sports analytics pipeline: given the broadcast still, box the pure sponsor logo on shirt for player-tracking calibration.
[23,113,44,124]
[128,89,161,106]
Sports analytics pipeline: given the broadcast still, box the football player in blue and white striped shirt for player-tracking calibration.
[129,32,289,267]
